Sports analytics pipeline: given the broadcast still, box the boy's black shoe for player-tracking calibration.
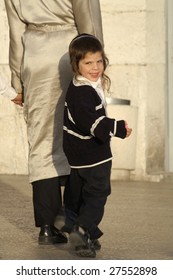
[69,225,96,258]
[38,225,68,245]
[75,244,96,257]
[91,239,101,250]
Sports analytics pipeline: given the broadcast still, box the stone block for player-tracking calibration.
[107,103,138,171]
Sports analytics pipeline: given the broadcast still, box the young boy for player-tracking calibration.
[63,34,132,258]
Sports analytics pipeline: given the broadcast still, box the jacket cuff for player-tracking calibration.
[115,120,127,139]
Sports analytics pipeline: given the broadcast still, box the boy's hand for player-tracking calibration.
[125,121,132,137]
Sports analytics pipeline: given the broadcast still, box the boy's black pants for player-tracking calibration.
[64,161,112,239]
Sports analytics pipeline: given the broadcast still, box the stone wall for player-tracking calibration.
[0,0,166,181]
[101,0,166,181]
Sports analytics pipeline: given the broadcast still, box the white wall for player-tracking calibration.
[0,0,166,181]
[101,0,166,181]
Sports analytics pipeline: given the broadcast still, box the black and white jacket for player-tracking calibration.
[63,77,126,168]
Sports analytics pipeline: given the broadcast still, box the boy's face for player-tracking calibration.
[78,51,104,82]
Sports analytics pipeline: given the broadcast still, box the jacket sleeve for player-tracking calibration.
[115,120,127,139]
[4,0,26,93]
[71,0,104,45]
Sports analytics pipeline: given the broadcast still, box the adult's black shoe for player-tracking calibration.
[38,225,68,245]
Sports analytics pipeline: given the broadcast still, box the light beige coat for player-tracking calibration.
[5,0,103,182]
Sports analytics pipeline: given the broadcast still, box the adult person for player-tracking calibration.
[4,0,104,245]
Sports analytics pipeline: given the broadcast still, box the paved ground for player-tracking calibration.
[0,175,173,260]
